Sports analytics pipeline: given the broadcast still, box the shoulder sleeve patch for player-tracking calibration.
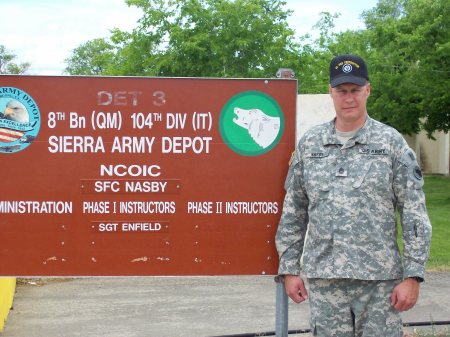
[413,165,423,180]
[398,148,424,188]
[284,149,300,191]
[411,165,424,188]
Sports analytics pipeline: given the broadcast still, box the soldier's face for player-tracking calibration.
[329,83,370,128]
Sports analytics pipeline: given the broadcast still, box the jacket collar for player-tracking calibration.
[322,117,372,146]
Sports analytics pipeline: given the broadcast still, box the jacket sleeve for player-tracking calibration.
[394,146,432,280]
[275,148,310,275]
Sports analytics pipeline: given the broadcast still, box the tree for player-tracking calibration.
[65,0,299,78]
[296,0,449,136]
[64,38,115,75]
[361,0,449,136]
[0,45,30,74]
[295,12,341,93]
[64,0,449,135]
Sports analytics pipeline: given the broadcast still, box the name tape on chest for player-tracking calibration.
[310,152,326,158]
[306,149,329,158]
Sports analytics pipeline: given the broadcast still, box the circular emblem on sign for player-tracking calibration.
[342,63,353,73]
[0,87,40,153]
[219,90,284,156]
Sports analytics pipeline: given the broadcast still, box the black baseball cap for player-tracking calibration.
[329,54,369,87]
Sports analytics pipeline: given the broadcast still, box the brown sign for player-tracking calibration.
[0,76,296,276]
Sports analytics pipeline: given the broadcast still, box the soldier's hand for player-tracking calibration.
[390,278,420,311]
[284,275,308,304]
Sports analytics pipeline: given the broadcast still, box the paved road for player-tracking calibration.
[1,273,449,337]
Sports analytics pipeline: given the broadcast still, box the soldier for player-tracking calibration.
[275,54,432,337]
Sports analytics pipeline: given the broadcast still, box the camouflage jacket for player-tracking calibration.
[275,117,432,280]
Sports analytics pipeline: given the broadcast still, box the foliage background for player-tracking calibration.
[2,0,449,136]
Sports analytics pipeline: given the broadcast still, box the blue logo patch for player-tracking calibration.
[0,87,41,153]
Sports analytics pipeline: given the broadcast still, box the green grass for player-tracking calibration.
[423,175,450,271]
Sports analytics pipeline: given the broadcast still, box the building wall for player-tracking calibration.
[296,94,335,141]
[418,131,449,174]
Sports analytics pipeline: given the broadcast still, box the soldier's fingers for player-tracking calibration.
[299,282,308,300]
[290,292,306,304]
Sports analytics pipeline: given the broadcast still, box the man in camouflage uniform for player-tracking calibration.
[275,54,432,337]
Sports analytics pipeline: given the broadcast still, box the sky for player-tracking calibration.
[1,0,378,75]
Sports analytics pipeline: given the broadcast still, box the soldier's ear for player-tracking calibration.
[365,83,371,97]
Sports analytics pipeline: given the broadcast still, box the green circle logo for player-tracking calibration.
[219,91,284,156]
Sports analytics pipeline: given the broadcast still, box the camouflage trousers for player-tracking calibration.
[308,278,403,337]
